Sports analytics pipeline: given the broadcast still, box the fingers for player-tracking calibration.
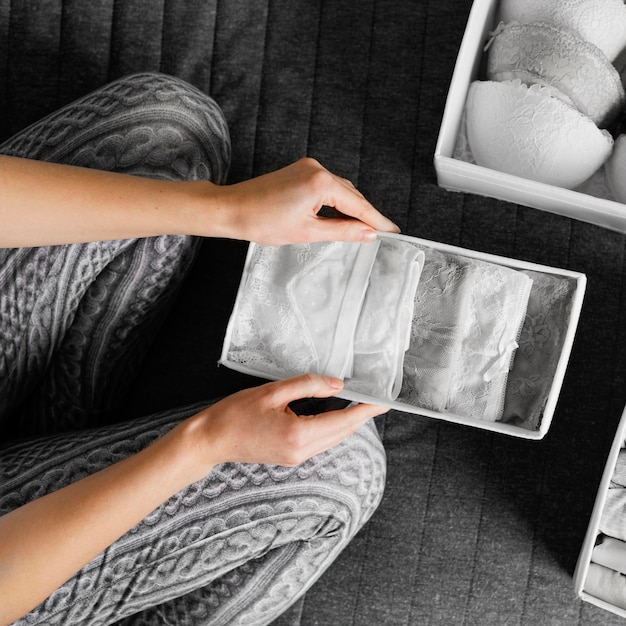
[266,373,389,438]
[323,173,401,235]
[270,373,389,444]
[267,373,345,407]
[308,215,380,243]
[295,402,389,460]
[212,374,389,467]
[299,157,400,238]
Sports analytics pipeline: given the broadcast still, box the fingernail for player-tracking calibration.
[360,229,377,242]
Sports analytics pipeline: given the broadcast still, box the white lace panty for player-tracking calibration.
[399,246,533,422]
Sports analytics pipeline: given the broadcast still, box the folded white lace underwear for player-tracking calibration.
[348,237,424,399]
[501,270,577,430]
[399,246,534,421]
[222,235,539,422]
[222,235,424,400]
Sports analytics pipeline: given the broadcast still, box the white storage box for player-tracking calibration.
[220,233,585,440]
[434,0,626,234]
[575,408,626,617]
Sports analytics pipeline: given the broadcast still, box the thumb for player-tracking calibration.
[270,374,344,407]
[309,216,378,244]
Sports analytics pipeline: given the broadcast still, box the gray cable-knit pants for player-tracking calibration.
[0,73,386,625]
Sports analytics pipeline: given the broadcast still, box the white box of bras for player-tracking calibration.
[220,233,586,440]
[575,408,626,617]
[434,0,626,234]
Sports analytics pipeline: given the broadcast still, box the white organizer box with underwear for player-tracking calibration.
[575,408,626,618]
[220,232,585,440]
[434,0,626,234]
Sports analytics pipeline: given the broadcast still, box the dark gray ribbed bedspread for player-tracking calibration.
[2,1,625,624]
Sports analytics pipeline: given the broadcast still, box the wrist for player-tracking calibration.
[160,410,221,485]
[173,180,242,240]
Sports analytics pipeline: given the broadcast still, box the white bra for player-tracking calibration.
[221,234,534,421]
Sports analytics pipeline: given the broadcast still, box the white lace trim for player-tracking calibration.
[223,237,423,400]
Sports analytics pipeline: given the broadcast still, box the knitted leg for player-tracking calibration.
[0,73,231,438]
[0,407,386,626]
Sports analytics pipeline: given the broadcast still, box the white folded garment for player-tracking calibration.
[400,247,533,421]
[222,235,424,401]
[348,237,424,399]
[584,562,626,611]
[593,537,626,576]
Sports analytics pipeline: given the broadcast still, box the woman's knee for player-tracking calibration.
[0,72,231,184]
[203,418,387,541]
[91,72,232,183]
[321,418,387,534]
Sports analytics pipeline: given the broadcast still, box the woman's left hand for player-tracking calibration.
[207,157,400,245]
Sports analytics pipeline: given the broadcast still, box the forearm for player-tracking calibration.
[0,156,399,249]
[0,375,384,624]
[0,418,211,625]
[0,155,232,247]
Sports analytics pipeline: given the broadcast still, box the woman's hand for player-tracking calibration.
[209,157,400,245]
[181,374,389,476]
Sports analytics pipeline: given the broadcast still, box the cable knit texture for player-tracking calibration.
[0,73,230,438]
[0,407,385,625]
[0,73,386,625]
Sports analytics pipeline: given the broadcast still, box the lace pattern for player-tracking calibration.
[497,0,626,63]
[225,240,381,380]
[224,237,423,400]
[486,21,625,128]
[223,236,577,428]
[501,270,577,430]
[399,246,533,422]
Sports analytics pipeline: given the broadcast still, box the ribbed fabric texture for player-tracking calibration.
[1,1,626,624]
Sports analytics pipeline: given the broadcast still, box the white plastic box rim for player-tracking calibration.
[574,407,626,617]
[220,233,586,441]
[434,0,626,234]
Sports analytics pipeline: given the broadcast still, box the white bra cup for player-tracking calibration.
[486,21,625,128]
[465,80,613,188]
[605,134,626,204]
[497,0,626,62]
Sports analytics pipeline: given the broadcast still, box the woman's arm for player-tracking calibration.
[0,375,387,625]
[0,155,399,247]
